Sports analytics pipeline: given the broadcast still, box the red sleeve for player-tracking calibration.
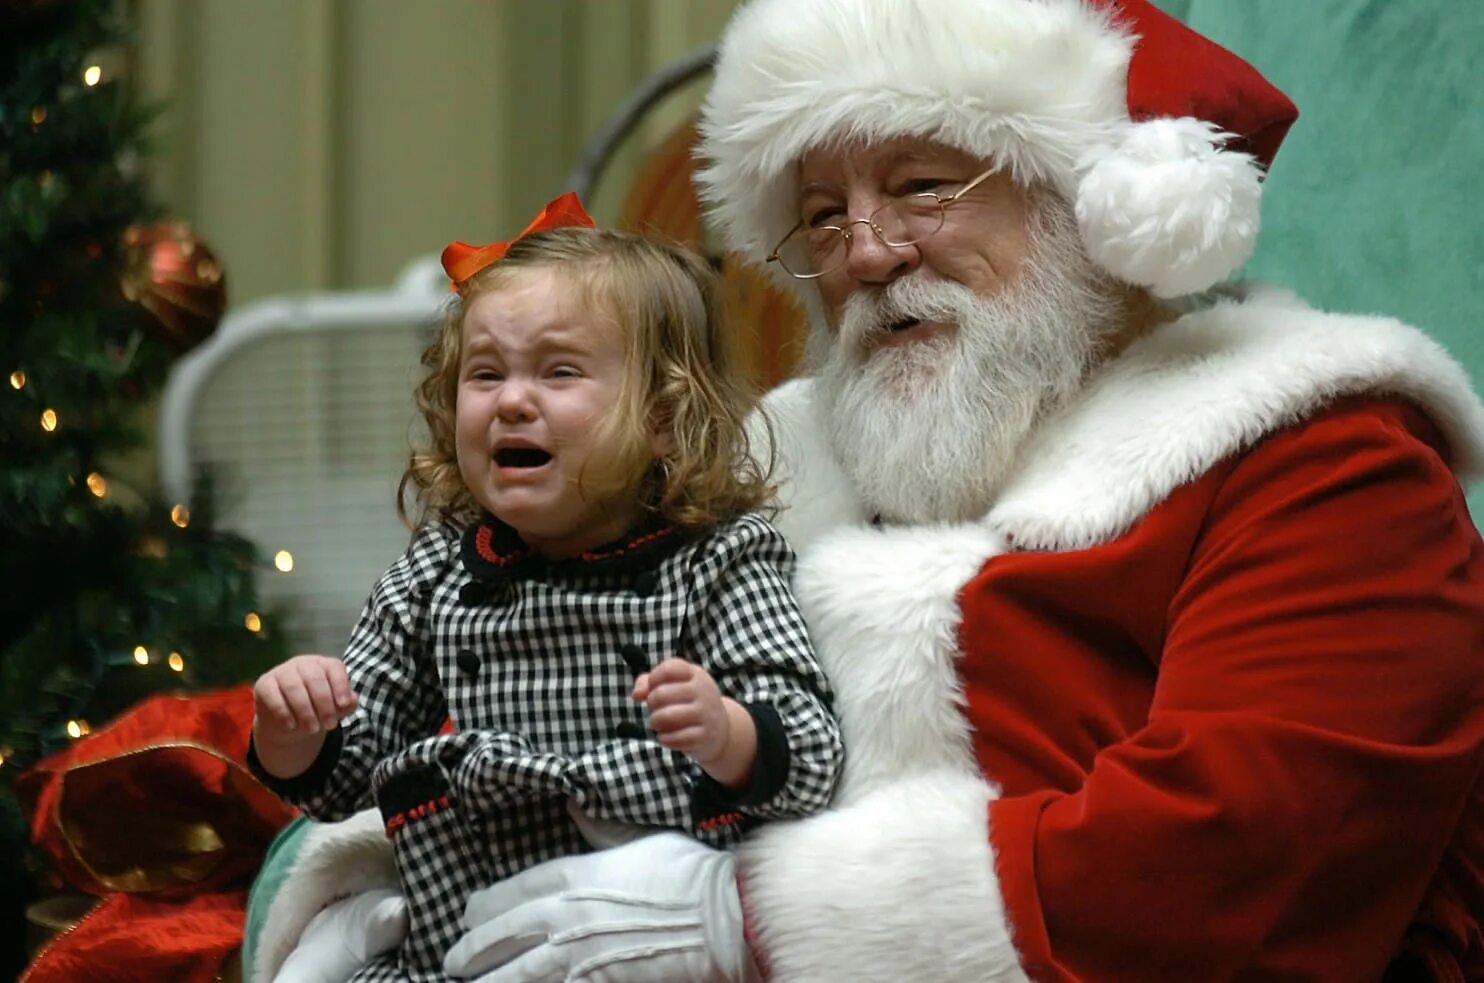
[991,400,1484,981]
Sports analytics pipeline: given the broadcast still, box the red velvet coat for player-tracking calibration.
[739,287,1484,981]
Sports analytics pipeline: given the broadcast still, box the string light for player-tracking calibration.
[83,65,102,86]
[86,472,107,498]
[170,504,190,528]
[274,550,295,573]
[133,645,149,666]
[40,408,57,432]
[244,612,262,633]
[167,652,184,672]
[0,747,11,767]
[8,370,23,390]
[30,106,46,125]
[65,720,91,739]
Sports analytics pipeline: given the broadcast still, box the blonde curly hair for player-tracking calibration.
[399,226,774,533]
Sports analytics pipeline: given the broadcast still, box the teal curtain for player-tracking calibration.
[1154,0,1484,518]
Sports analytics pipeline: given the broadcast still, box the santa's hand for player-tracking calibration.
[442,832,756,982]
[273,887,408,983]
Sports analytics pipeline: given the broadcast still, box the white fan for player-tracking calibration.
[157,257,447,653]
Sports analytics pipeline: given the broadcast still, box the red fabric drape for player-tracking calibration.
[16,685,295,982]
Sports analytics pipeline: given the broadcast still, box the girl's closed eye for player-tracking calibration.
[548,364,583,380]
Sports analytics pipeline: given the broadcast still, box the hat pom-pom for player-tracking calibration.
[1074,118,1264,298]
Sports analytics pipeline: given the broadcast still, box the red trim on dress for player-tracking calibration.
[576,526,674,563]
[474,525,520,566]
[383,794,452,839]
[696,810,744,833]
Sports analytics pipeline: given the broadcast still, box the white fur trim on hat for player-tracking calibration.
[697,0,1268,298]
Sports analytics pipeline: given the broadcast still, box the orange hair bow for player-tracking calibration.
[440,192,597,291]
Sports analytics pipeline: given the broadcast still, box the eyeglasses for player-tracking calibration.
[767,165,999,279]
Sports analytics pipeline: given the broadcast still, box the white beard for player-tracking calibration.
[810,192,1121,523]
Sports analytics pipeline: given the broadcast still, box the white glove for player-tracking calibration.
[273,888,408,983]
[442,832,757,983]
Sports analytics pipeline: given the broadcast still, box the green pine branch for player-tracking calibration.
[1,8,293,953]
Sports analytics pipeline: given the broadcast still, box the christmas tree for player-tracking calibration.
[1,1,288,973]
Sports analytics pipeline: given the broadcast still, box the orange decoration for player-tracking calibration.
[440,192,596,291]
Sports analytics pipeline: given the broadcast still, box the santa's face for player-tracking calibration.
[795,137,1033,352]
[797,138,1122,523]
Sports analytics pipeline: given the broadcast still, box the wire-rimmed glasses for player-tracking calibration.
[766,165,999,279]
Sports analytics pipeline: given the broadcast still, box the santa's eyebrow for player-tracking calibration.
[798,150,951,197]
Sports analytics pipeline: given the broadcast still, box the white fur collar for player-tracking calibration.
[251,809,394,983]
[791,521,1002,803]
[762,285,1484,552]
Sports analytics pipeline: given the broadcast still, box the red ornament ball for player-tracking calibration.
[120,222,227,354]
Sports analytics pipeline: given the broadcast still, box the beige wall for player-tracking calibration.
[132,0,739,310]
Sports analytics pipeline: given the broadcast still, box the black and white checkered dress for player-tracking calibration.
[253,511,843,981]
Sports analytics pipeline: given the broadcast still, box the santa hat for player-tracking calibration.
[695,0,1299,299]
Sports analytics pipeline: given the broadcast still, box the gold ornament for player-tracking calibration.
[120,222,227,354]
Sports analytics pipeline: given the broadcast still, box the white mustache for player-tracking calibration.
[837,276,979,355]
